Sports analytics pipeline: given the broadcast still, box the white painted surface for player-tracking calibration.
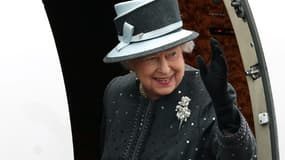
[0,0,74,159]
[248,1,285,159]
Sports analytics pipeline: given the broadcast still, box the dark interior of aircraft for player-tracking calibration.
[43,0,254,159]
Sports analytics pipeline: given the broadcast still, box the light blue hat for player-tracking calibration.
[103,0,199,63]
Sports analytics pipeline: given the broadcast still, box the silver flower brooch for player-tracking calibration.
[175,96,191,130]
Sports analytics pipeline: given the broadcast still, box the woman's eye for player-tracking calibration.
[145,56,158,61]
[167,52,178,58]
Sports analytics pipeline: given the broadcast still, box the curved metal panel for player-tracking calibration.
[0,0,74,159]
[224,0,280,159]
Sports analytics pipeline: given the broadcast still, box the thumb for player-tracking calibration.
[195,55,208,78]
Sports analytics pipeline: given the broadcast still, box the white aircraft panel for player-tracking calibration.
[249,1,285,159]
[0,0,74,159]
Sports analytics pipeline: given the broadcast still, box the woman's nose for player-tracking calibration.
[157,57,170,73]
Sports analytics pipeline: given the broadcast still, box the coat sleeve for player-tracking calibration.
[212,111,257,160]
[100,76,119,155]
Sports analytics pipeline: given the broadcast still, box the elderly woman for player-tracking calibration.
[100,0,256,159]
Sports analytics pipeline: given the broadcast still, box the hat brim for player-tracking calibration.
[103,29,199,63]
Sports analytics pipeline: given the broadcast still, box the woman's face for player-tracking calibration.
[128,46,185,100]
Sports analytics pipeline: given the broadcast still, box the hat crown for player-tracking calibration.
[114,0,154,18]
[114,0,182,37]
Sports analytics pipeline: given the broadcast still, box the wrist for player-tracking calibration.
[214,103,240,132]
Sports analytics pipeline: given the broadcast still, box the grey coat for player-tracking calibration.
[100,65,256,160]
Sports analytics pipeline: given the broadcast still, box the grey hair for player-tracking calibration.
[181,41,195,54]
